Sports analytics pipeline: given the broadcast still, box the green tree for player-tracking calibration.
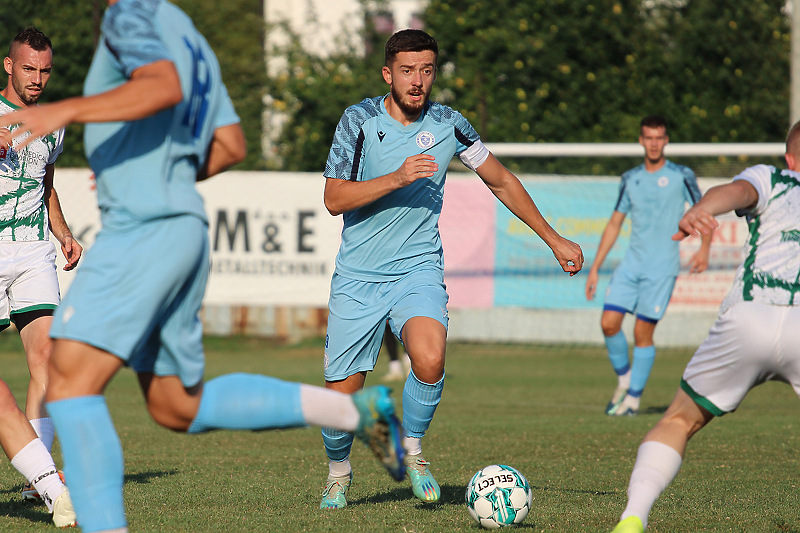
[263,1,393,171]
[424,0,790,175]
[173,0,267,170]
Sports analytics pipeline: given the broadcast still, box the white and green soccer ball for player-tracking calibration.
[465,464,532,529]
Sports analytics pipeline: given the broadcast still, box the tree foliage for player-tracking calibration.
[269,0,790,175]
[0,1,792,175]
[263,1,393,171]
[425,0,790,174]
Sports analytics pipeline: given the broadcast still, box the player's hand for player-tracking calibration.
[585,269,599,300]
[673,205,718,241]
[61,236,83,271]
[552,237,584,277]
[393,154,438,187]
[687,248,709,274]
[0,128,12,150]
[0,101,74,151]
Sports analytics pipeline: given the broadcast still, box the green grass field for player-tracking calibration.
[0,333,798,532]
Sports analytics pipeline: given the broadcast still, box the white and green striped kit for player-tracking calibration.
[721,164,800,312]
[0,94,64,241]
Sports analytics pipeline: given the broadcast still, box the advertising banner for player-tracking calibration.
[53,170,745,312]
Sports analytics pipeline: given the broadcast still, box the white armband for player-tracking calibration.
[458,140,490,172]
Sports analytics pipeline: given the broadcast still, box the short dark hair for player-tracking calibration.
[640,115,668,134]
[786,120,800,157]
[385,29,438,67]
[9,27,52,58]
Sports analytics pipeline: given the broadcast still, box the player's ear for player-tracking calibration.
[3,57,11,77]
[785,152,796,171]
[382,65,392,85]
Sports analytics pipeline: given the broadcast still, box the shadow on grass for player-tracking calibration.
[640,404,669,415]
[347,483,465,507]
[124,469,179,485]
[531,484,619,496]
[0,498,51,525]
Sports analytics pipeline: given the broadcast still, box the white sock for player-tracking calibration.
[328,459,352,477]
[621,441,683,528]
[10,439,65,511]
[299,385,359,431]
[403,436,422,456]
[623,394,641,411]
[387,360,403,373]
[618,370,631,389]
[29,417,56,452]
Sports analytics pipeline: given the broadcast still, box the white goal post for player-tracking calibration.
[485,143,786,158]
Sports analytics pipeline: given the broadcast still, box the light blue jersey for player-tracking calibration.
[51,0,239,385]
[83,0,239,229]
[324,96,481,281]
[615,160,701,276]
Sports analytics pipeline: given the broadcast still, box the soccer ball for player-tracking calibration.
[465,464,532,529]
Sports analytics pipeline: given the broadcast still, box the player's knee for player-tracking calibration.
[0,386,20,419]
[145,400,195,432]
[660,409,707,440]
[600,322,621,337]
[409,356,444,383]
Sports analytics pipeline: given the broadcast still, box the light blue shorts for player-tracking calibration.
[324,268,449,381]
[603,264,676,322]
[50,215,208,387]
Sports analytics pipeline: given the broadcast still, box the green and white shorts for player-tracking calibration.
[680,301,800,416]
[0,240,59,329]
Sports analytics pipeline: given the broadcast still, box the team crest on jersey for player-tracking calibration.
[416,131,435,150]
[658,176,669,187]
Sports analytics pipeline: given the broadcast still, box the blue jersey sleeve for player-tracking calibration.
[323,98,380,181]
[615,171,632,213]
[680,165,702,205]
[103,0,171,78]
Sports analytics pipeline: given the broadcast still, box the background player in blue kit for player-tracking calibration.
[585,116,711,416]
[0,1,405,531]
[318,29,584,509]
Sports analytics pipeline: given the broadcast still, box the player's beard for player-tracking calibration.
[390,85,429,118]
[12,77,42,106]
[645,149,665,166]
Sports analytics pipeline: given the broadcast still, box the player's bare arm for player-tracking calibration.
[475,153,584,276]
[0,60,182,150]
[585,210,625,300]
[43,164,82,271]
[673,180,758,241]
[686,233,712,274]
[323,153,438,216]
[197,123,247,182]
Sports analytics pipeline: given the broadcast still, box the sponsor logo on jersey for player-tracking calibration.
[780,229,800,245]
[658,176,669,187]
[416,131,435,150]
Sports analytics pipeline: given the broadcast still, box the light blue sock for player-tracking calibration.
[321,427,354,462]
[629,345,656,397]
[47,396,126,533]
[605,331,630,375]
[402,369,444,438]
[188,373,305,433]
